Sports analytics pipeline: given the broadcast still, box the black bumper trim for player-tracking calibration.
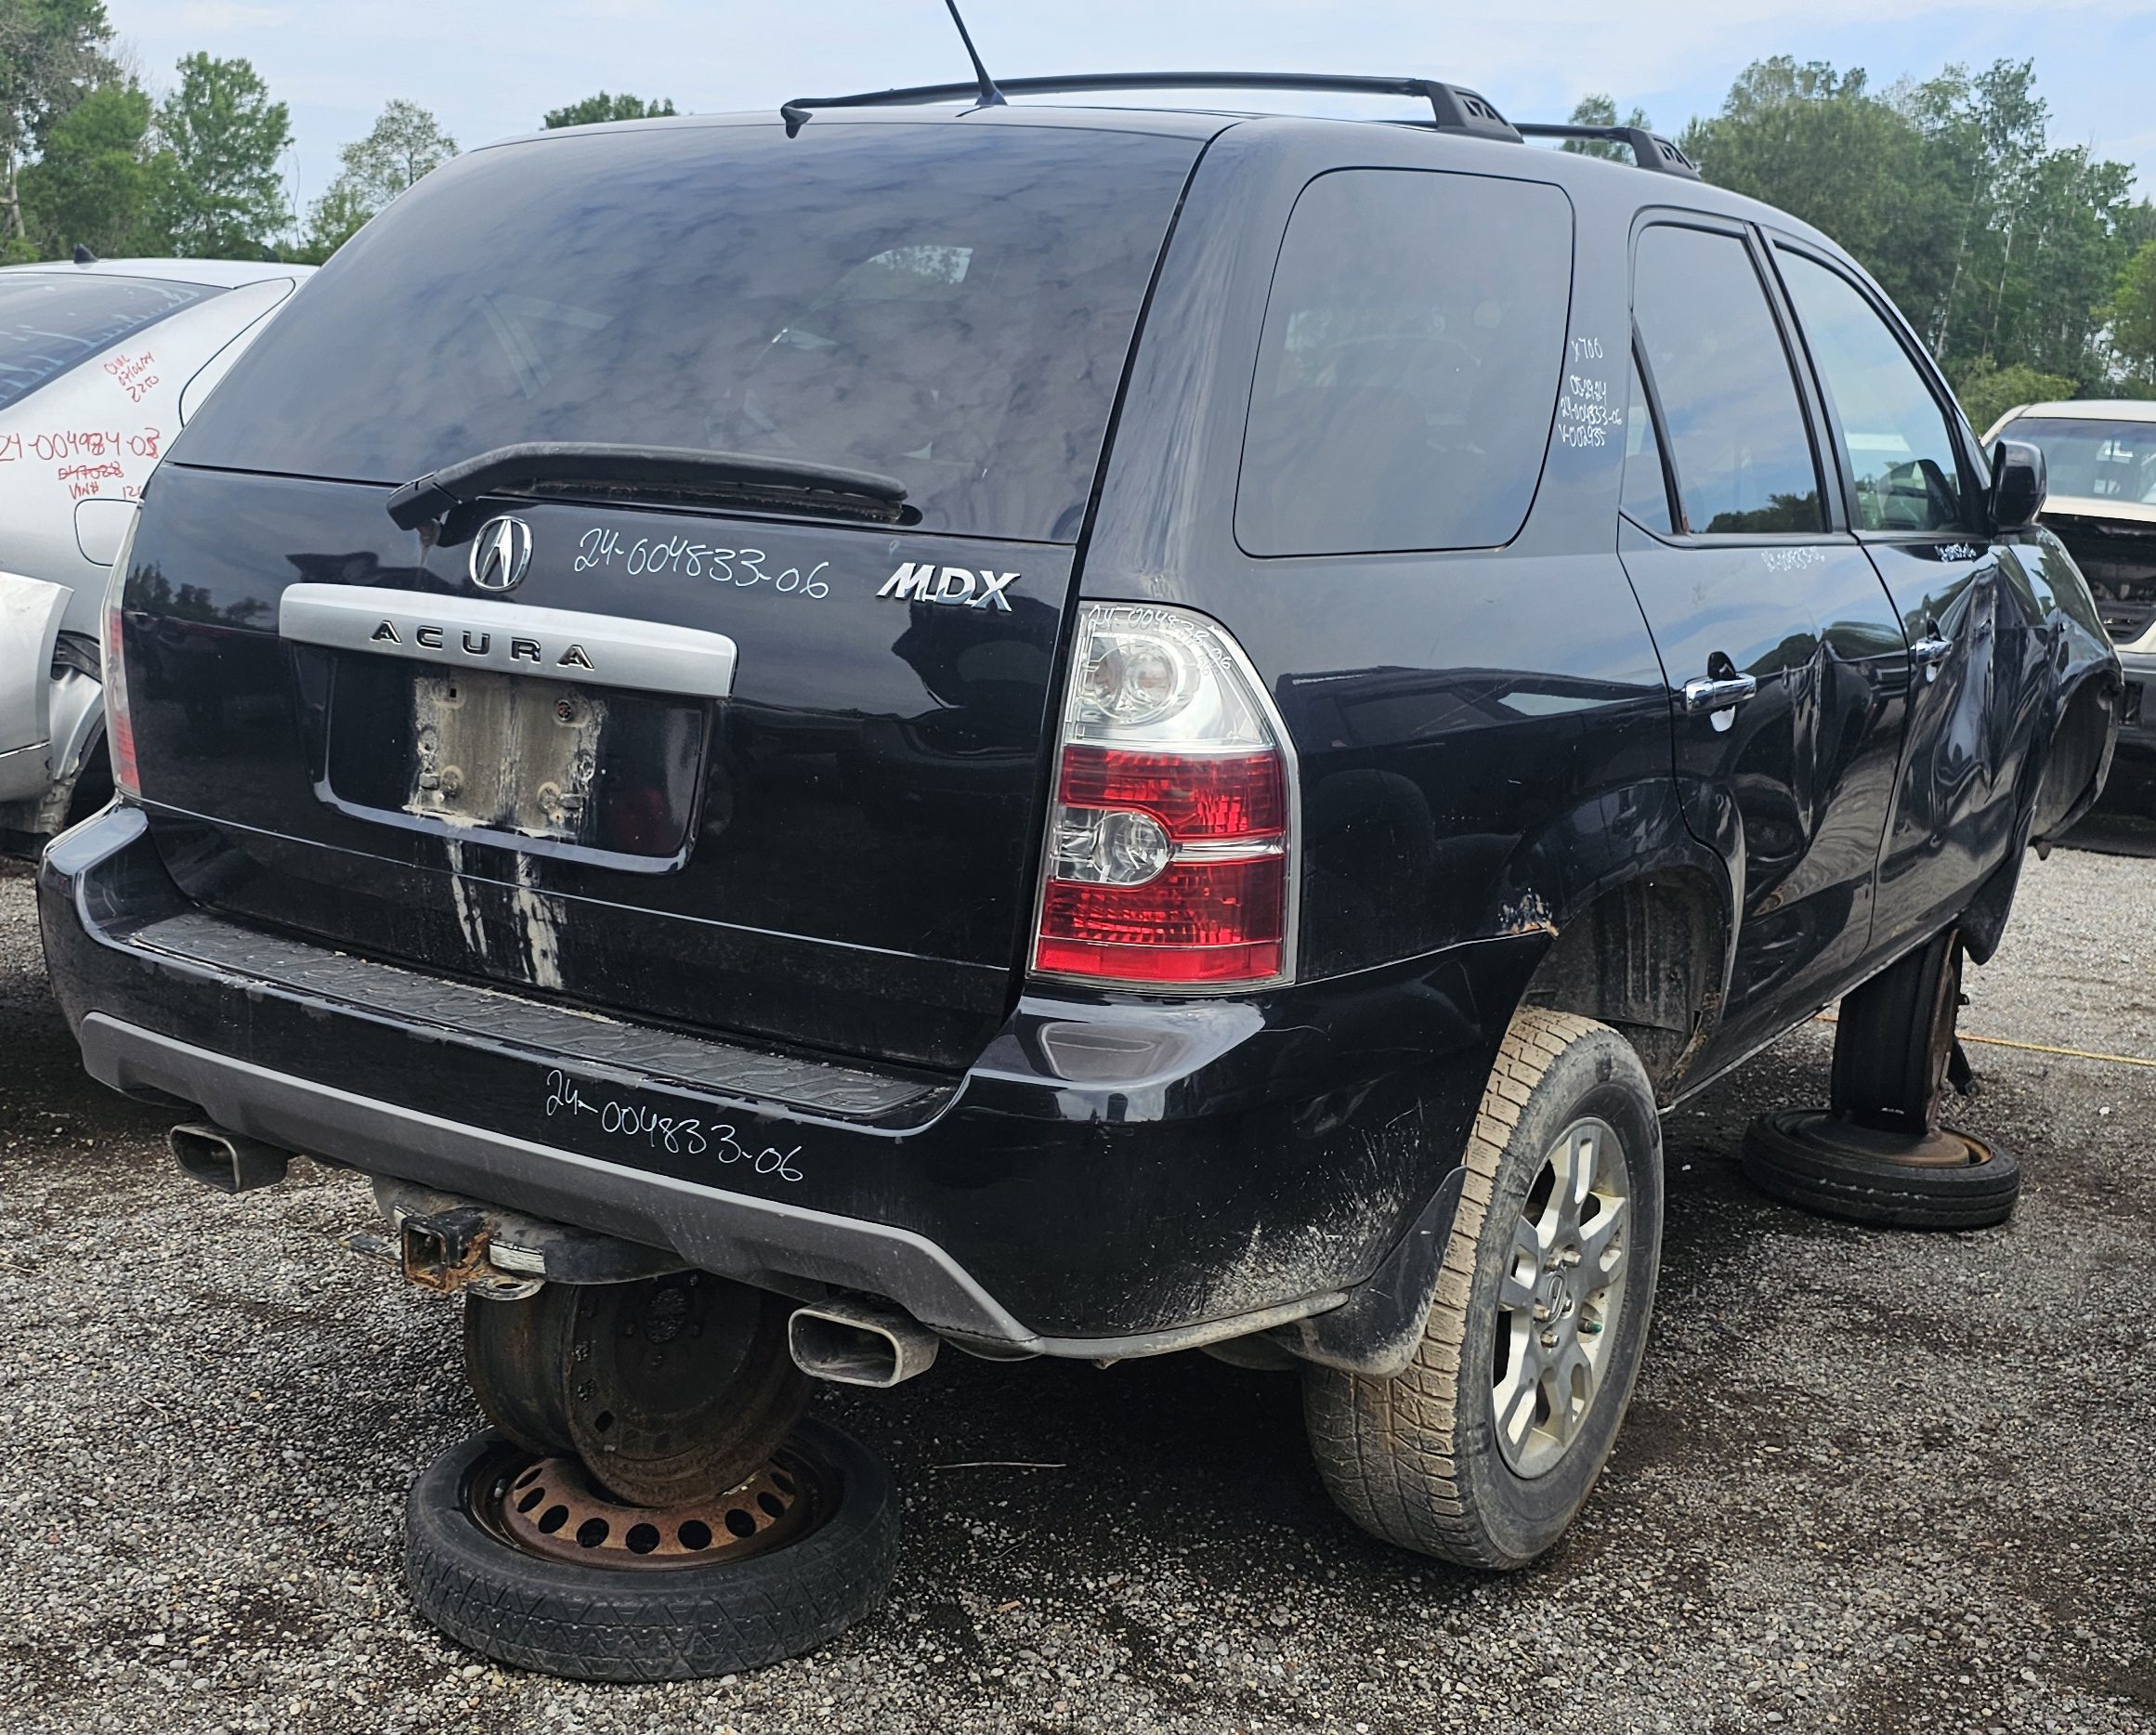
[127,908,945,1122]
[81,1011,1037,1345]
[77,1013,1347,1359]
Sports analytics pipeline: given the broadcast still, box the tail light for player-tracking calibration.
[99,508,142,800]
[1031,602,1297,988]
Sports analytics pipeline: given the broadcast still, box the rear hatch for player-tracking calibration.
[122,117,1208,1071]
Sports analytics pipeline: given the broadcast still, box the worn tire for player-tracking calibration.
[1832,928,1961,1131]
[403,1416,898,1682]
[1742,1109,2019,1229]
[1302,1009,1663,1570]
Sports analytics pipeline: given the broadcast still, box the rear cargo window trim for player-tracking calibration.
[161,457,1097,547]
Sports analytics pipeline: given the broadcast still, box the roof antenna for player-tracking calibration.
[941,0,1005,109]
[71,243,97,264]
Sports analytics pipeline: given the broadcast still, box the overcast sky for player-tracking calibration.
[110,0,2156,223]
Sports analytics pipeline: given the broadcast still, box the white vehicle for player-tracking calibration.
[0,257,311,854]
[1981,399,2156,804]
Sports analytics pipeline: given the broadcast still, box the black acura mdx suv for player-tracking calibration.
[39,72,2118,1671]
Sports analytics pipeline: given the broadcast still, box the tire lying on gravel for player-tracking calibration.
[1303,1009,1663,1570]
[1741,1110,2019,1230]
[404,1416,898,1682]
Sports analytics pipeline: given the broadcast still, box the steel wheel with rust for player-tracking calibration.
[464,1272,808,1507]
[404,1416,899,1681]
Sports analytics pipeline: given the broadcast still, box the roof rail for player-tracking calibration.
[1513,123,1701,179]
[780,72,1522,141]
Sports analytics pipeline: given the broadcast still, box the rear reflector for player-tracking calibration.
[1031,603,1294,990]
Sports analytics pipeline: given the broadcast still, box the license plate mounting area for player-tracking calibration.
[407,670,607,845]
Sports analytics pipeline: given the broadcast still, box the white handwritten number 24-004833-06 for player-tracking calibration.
[543,1070,806,1181]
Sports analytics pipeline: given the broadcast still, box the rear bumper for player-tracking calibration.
[39,804,1539,1362]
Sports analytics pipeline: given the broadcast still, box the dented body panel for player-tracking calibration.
[39,108,2120,1359]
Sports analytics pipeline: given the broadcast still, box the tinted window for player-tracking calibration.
[171,124,1200,543]
[1236,170,1574,555]
[1621,353,1675,534]
[1777,249,1967,532]
[1632,226,1823,534]
[0,273,218,411]
[1994,415,2156,506]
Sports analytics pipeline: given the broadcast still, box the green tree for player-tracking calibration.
[1685,56,2141,394]
[298,98,455,262]
[0,0,114,246]
[2110,241,2156,388]
[20,77,155,256]
[1682,59,1944,320]
[1560,93,1652,163]
[151,52,291,258]
[542,91,676,129]
[1950,356,2079,435]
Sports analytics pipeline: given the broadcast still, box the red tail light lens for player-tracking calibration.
[100,510,142,800]
[1031,604,1295,989]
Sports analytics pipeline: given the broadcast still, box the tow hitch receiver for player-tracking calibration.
[362,1180,686,1299]
[399,1204,535,1298]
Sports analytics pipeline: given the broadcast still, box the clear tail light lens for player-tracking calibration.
[1031,603,1296,988]
[100,508,142,800]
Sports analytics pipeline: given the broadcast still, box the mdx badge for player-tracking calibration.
[878,563,1018,611]
[469,515,534,593]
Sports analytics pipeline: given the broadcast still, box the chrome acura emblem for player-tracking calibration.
[469,515,533,593]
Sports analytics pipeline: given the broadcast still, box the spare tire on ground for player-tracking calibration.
[1741,1108,2019,1230]
[403,1415,898,1681]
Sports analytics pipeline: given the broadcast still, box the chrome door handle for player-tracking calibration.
[1910,633,1952,683]
[1681,673,1758,719]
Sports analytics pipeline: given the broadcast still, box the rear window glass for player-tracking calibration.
[0,273,218,411]
[1236,169,1574,556]
[1999,416,2156,506]
[169,124,1201,543]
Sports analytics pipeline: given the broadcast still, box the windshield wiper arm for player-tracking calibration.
[385,441,909,532]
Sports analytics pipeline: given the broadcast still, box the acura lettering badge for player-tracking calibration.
[469,515,534,593]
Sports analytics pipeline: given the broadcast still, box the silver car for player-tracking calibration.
[0,257,311,854]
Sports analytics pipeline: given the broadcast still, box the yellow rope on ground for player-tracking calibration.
[1812,1014,2156,1071]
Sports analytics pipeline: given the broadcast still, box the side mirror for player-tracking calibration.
[1989,437,2046,532]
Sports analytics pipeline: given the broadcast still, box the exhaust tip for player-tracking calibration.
[170,1123,289,1194]
[788,1300,940,1389]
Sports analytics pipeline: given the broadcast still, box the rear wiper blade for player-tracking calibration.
[385,441,909,532]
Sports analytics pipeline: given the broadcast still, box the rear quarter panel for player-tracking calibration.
[1084,121,1727,983]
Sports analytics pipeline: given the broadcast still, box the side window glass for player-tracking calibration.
[1631,225,1823,535]
[1776,248,1967,534]
[1236,169,1575,556]
[1620,353,1675,534]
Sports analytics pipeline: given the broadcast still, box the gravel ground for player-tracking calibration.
[1,841,2151,1735]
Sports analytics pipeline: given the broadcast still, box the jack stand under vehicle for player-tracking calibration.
[1741,928,2020,1229]
[376,1186,902,1680]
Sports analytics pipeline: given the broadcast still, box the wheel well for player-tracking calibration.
[1518,873,1724,1102]
[2029,672,2116,844]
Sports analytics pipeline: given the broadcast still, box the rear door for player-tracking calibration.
[1768,239,2038,943]
[1617,218,1908,1062]
[122,120,1209,1071]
